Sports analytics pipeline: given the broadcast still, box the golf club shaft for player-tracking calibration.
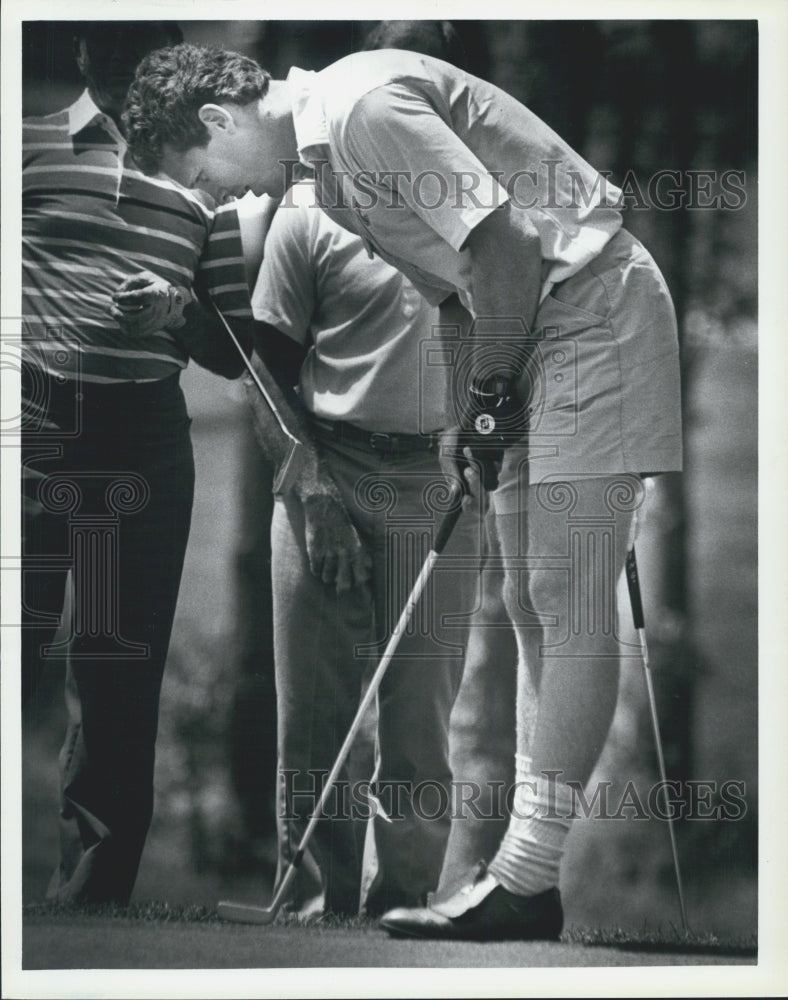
[638,628,689,934]
[222,499,464,923]
[625,547,689,935]
[211,303,303,493]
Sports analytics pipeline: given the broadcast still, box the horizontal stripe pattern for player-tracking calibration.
[195,203,251,320]
[22,99,252,383]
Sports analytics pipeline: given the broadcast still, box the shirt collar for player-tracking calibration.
[286,67,329,161]
[68,89,125,144]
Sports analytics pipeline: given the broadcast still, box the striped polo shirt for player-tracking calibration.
[22,90,251,384]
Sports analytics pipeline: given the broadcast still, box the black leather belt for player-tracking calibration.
[309,416,441,455]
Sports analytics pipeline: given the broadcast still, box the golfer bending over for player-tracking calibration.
[123,43,682,939]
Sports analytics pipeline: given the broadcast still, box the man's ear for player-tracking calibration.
[197,104,236,134]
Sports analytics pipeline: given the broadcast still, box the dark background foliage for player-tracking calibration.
[21,19,757,937]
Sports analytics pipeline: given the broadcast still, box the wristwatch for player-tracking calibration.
[165,284,194,330]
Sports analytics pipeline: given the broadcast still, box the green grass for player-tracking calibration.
[23,900,757,957]
[23,900,382,929]
[24,900,222,924]
[564,924,757,957]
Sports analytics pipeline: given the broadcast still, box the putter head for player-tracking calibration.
[217,900,278,925]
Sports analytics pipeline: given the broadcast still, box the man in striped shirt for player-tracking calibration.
[21,21,255,904]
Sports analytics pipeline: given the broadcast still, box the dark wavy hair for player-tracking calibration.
[123,43,270,174]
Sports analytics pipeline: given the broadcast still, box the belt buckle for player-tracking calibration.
[369,432,397,452]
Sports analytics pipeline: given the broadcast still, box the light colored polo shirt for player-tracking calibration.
[23,90,252,383]
[252,180,448,434]
[287,50,623,311]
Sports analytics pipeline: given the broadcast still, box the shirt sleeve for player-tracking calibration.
[250,193,315,346]
[342,82,509,253]
[234,192,280,288]
[195,203,253,320]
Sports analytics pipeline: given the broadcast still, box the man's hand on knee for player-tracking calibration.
[302,492,372,594]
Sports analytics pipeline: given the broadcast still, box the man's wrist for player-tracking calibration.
[164,284,195,329]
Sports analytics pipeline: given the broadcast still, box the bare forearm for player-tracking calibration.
[438,293,473,339]
[438,294,473,429]
[246,326,372,591]
[242,349,334,502]
[464,202,542,382]
[436,205,543,497]
[247,322,346,503]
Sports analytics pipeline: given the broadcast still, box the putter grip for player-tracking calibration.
[625,548,645,630]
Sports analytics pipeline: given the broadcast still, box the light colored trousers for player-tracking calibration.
[271,432,480,916]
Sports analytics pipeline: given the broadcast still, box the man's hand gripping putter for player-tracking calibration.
[457,374,522,492]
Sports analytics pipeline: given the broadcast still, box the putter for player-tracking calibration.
[217,492,466,924]
[625,546,690,935]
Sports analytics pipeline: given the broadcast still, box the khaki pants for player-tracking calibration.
[271,431,479,916]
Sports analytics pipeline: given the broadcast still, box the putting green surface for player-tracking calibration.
[21,910,756,970]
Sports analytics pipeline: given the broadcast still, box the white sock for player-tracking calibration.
[488,754,573,897]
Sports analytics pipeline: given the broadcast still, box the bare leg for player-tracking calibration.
[496,476,638,785]
[439,509,517,892]
[485,475,640,900]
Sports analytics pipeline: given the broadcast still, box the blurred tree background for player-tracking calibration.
[21,19,757,936]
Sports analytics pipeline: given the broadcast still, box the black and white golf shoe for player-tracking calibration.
[379,862,563,941]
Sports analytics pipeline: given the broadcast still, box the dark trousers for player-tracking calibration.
[22,369,194,903]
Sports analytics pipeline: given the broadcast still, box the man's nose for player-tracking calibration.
[195,178,230,205]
